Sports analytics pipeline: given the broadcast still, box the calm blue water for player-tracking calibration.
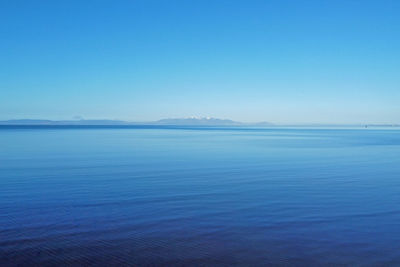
[1,126,400,266]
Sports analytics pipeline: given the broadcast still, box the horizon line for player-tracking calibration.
[0,118,399,127]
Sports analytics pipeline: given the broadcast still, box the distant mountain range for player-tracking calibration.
[0,117,274,126]
[0,119,128,125]
[156,117,240,126]
[0,118,398,127]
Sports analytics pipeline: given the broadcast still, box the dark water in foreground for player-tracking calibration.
[1,126,400,266]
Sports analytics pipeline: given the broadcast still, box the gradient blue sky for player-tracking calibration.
[1,0,399,123]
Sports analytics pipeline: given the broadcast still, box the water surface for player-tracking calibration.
[1,126,400,266]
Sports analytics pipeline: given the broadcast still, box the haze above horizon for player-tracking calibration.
[1,0,399,124]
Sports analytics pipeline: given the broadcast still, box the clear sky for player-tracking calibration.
[1,0,399,124]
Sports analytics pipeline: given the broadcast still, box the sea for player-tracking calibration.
[1,126,400,266]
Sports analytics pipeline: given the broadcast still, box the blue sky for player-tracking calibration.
[1,0,399,123]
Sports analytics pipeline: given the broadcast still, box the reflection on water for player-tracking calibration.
[1,126,400,266]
